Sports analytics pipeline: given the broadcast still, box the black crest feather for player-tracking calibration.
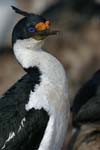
[11,6,31,17]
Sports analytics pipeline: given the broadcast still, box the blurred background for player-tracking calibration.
[0,0,100,149]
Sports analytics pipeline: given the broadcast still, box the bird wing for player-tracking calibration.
[74,95,100,125]
[71,70,100,119]
[0,74,49,150]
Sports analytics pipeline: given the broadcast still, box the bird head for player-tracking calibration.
[12,6,58,45]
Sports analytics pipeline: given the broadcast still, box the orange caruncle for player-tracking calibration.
[35,21,51,31]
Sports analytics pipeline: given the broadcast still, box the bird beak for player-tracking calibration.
[35,29,59,36]
[32,29,59,40]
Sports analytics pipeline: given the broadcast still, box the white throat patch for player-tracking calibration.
[14,38,44,50]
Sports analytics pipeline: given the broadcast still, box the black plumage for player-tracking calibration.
[68,70,100,150]
[11,6,30,17]
[24,67,41,92]
[74,96,100,124]
[71,69,100,126]
[0,73,49,150]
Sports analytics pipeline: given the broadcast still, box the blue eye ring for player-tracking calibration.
[28,27,35,33]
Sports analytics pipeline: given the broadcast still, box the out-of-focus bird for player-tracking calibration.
[0,6,70,150]
[68,70,100,150]
[42,0,100,30]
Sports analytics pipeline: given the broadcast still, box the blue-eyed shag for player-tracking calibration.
[0,6,70,150]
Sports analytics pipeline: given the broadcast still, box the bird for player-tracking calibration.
[42,0,100,31]
[68,69,100,150]
[0,6,70,150]
[71,69,100,125]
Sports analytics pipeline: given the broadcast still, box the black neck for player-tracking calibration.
[24,66,42,91]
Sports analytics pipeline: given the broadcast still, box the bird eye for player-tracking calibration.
[28,27,35,33]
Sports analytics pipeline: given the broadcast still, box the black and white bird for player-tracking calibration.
[68,70,100,150]
[0,6,70,150]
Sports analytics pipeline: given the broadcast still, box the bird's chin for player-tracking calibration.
[32,30,59,40]
[32,35,47,41]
